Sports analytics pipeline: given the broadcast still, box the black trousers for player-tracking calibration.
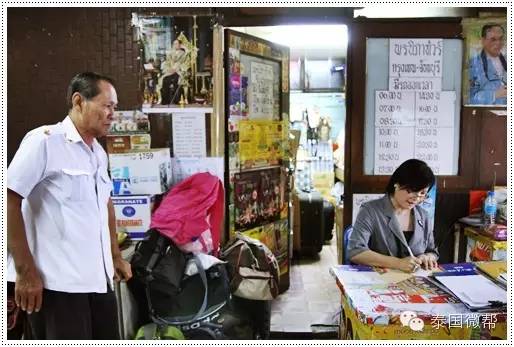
[26,286,120,340]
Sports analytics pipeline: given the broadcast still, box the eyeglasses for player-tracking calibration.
[405,189,428,201]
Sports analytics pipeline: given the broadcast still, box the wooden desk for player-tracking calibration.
[330,264,506,340]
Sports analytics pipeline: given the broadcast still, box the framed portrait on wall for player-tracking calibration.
[462,17,507,107]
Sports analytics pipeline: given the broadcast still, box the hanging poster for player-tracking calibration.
[238,53,281,121]
[259,168,283,224]
[172,113,207,157]
[249,62,274,118]
[238,120,283,169]
[234,171,262,231]
[462,17,507,106]
[373,38,458,175]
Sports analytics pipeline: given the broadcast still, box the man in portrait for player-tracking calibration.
[468,23,507,105]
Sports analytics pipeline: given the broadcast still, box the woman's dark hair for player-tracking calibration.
[385,159,435,195]
[66,72,116,109]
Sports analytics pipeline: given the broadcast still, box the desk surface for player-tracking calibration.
[330,263,506,326]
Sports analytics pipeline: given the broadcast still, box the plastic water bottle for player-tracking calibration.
[483,191,497,227]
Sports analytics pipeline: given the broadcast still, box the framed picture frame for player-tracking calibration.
[462,17,507,107]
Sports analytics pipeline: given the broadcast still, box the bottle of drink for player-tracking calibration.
[483,191,497,227]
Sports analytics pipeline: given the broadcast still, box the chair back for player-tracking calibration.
[342,226,353,265]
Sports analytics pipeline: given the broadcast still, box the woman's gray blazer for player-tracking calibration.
[347,195,438,260]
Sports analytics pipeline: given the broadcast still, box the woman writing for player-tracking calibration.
[347,159,438,272]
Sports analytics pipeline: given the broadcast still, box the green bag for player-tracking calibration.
[134,323,185,340]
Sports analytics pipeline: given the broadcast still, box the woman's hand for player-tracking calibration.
[396,256,422,273]
[417,253,438,270]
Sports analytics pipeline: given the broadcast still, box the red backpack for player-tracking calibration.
[150,172,224,256]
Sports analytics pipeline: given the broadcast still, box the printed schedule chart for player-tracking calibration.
[374,39,457,175]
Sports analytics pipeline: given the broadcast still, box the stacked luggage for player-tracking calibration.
[128,173,279,340]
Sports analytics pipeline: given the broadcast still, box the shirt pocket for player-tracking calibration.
[62,168,93,202]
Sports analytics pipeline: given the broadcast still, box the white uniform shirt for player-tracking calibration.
[7,116,114,293]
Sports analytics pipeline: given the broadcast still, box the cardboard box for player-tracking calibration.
[112,195,153,240]
[109,148,172,195]
[465,227,507,262]
[106,134,151,153]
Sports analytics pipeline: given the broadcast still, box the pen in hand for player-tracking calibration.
[406,245,420,272]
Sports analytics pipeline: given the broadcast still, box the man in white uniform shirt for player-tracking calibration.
[7,72,132,339]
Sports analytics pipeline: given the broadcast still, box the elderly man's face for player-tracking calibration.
[482,26,504,57]
[82,81,118,138]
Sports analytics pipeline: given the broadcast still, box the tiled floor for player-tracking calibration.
[270,237,341,338]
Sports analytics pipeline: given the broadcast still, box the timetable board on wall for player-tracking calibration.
[363,38,463,175]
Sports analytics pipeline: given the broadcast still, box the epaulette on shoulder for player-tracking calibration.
[37,123,64,139]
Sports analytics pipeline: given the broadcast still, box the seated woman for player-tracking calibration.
[347,159,438,272]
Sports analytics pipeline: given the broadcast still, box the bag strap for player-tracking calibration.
[145,234,168,276]
[220,238,245,256]
[191,254,208,321]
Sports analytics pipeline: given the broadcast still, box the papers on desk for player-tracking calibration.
[432,274,506,311]
[413,268,433,277]
[475,261,507,289]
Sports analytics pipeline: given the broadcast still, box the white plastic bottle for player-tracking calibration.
[483,191,497,227]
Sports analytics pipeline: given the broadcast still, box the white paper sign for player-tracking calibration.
[372,38,457,176]
[171,157,224,186]
[352,193,383,224]
[414,127,454,175]
[172,113,207,157]
[249,62,274,119]
[389,77,442,92]
[375,90,415,127]
[374,127,415,175]
[389,39,443,78]
[415,91,456,128]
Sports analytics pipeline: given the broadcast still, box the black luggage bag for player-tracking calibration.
[323,200,335,241]
[293,190,324,255]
